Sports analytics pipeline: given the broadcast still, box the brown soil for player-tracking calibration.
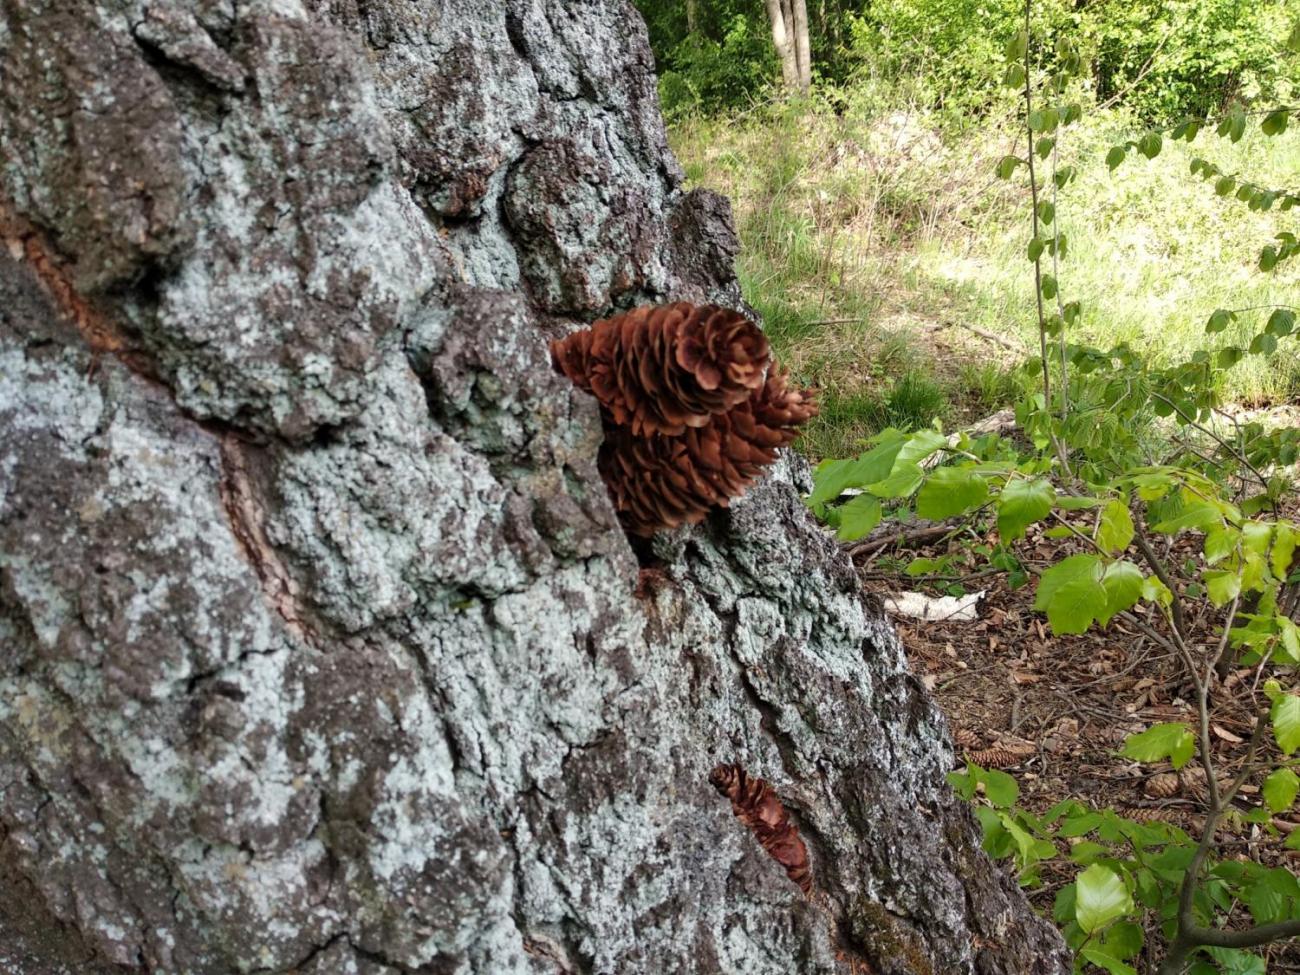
[852,521,1300,970]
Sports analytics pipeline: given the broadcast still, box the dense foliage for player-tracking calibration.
[635,0,1297,122]
[806,15,1300,972]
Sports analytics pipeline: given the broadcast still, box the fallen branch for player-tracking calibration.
[846,522,953,559]
[931,320,1023,353]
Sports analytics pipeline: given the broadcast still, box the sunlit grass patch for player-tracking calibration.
[671,98,1300,459]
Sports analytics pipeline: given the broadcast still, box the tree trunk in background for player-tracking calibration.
[792,0,813,90]
[0,2,1069,974]
[686,0,699,33]
[765,0,801,88]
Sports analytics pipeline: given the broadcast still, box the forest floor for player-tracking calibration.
[672,100,1300,967]
[866,522,1300,972]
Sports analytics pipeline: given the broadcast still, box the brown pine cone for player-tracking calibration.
[599,366,817,536]
[1143,772,1181,799]
[551,303,771,436]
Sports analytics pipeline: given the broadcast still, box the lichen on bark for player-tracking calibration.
[0,2,1068,974]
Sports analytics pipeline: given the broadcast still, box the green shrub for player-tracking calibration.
[656,14,777,119]
[639,0,1300,123]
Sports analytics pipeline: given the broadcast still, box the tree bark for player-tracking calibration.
[686,0,699,33]
[765,0,801,88]
[0,2,1068,974]
[791,0,813,91]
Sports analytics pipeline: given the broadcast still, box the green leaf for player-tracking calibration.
[1272,694,1300,756]
[947,767,977,800]
[1243,520,1272,557]
[1262,109,1290,137]
[1263,768,1300,812]
[1218,346,1245,368]
[834,494,883,542]
[809,458,858,507]
[1027,236,1045,262]
[1216,176,1237,196]
[1279,618,1300,664]
[1152,502,1221,534]
[1079,947,1136,975]
[1099,561,1143,625]
[1273,524,1298,578]
[1041,274,1057,300]
[1056,495,1102,511]
[904,556,944,577]
[808,431,907,504]
[1058,811,1103,837]
[1137,132,1162,159]
[1034,554,1106,635]
[983,769,1019,808]
[1203,569,1241,607]
[1250,332,1278,355]
[1038,201,1055,224]
[998,478,1054,541]
[1120,722,1195,770]
[1131,472,1173,501]
[916,467,989,520]
[1076,863,1133,935]
[1142,576,1172,607]
[896,430,948,467]
[1230,111,1247,143]
[996,155,1021,180]
[1005,31,1028,60]
[1003,62,1026,88]
[868,463,925,500]
[1205,947,1266,975]
[1106,146,1127,170]
[1097,500,1134,555]
[1266,309,1296,337]
[1206,309,1236,334]
[1204,525,1240,564]
[1102,920,1143,961]
[867,431,947,499]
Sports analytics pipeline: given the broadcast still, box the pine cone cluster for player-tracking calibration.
[709,763,813,895]
[551,303,816,536]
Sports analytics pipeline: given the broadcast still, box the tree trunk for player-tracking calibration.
[765,0,801,88]
[0,2,1068,974]
[791,0,813,91]
[686,0,699,33]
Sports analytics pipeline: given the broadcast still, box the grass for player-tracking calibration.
[669,95,1300,460]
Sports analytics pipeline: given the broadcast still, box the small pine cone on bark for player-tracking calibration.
[709,763,813,895]
[551,303,771,436]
